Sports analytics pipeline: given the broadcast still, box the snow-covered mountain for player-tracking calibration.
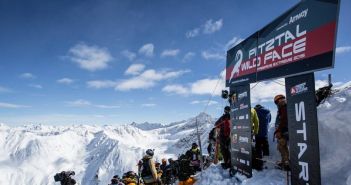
[0,112,214,185]
[0,83,350,185]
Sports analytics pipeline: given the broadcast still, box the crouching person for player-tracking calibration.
[178,154,196,185]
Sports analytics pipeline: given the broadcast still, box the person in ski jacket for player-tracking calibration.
[187,143,201,172]
[177,154,196,185]
[207,128,216,156]
[251,108,259,135]
[214,106,231,169]
[274,94,290,169]
[122,171,139,185]
[109,175,125,185]
[140,149,161,185]
[253,104,271,170]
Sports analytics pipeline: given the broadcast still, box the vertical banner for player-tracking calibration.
[285,73,321,185]
[230,84,252,178]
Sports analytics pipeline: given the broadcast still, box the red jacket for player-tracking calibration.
[215,113,231,138]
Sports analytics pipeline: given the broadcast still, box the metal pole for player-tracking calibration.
[195,117,204,175]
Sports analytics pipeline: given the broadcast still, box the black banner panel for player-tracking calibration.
[285,73,321,185]
[226,0,340,86]
[230,84,252,178]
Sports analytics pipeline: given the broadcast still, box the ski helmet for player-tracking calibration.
[146,149,154,156]
[192,142,198,147]
[274,94,285,105]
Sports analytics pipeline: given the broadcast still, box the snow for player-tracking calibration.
[0,83,350,185]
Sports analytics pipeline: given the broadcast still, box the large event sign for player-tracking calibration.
[230,85,252,178]
[285,73,321,185]
[226,0,340,87]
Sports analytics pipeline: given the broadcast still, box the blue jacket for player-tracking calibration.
[254,106,271,138]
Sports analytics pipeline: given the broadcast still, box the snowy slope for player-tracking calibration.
[0,113,213,185]
[0,83,350,185]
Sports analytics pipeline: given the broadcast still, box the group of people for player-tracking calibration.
[209,94,290,171]
[108,143,203,185]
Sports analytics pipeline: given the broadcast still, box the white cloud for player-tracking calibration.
[68,43,113,71]
[186,28,200,38]
[182,52,196,62]
[125,64,146,75]
[191,78,224,95]
[186,19,223,38]
[225,37,244,50]
[20,73,36,79]
[0,86,12,93]
[315,80,343,89]
[201,51,225,61]
[162,85,189,95]
[161,49,180,57]
[28,84,43,89]
[250,79,286,104]
[141,103,156,107]
[66,99,91,107]
[336,46,351,54]
[138,43,154,57]
[0,102,30,108]
[86,80,118,89]
[95,105,120,109]
[121,50,136,61]
[203,19,223,34]
[57,78,74,85]
[190,100,218,106]
[65,99,119,109]
[116,69,190,91]
[162,69,226,96]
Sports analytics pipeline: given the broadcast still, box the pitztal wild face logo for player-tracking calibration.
[229,50,243,84]
[226,1,339,86]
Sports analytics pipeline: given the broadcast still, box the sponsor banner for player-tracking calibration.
[230,84,252,178]
[285,73,321,185]
[226,0,340,86]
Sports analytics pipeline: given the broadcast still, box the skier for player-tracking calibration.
[160,159,167,173]
[140,149,161,185]
[109,175,125,185]
[122,171,139,185]
[207,128,216,158]
[187,143,201,172]
[253,104,271,170]
[177,154,196,185]
[274,94,290,170]
[214,106,231,169]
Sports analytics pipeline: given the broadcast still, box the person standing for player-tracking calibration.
[253,104,271,170]
[214,106,231,169]
[274,94,290,170]
[140,149,161,185]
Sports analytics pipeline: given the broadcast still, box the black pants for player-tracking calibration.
[220,137,231,167]
[255,136,270,157]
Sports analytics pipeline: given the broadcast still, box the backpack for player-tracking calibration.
[178,156,193,181]
[141,158,152,177]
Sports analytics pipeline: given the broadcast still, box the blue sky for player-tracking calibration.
[0,0,350,125]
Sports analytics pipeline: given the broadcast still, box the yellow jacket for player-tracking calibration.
[251,108,259,135]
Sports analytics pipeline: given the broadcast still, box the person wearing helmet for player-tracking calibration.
[214,106,231,169]
[160,158,167,173]
[274,94,290,170]
[140,149,161,185]
[186,143,201,172]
